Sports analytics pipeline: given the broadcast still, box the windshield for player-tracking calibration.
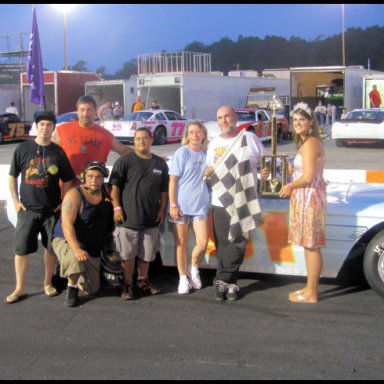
[122,112,153,121]
[347,110,384,122]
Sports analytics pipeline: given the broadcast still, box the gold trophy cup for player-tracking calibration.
[259,96,289,197]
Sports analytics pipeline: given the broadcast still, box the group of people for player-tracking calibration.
[6,95,327,307]
[313,100,337,126]
[97,100,124,122]
[131,96,160,112]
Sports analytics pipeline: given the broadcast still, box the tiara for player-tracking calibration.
[293,102,312,117]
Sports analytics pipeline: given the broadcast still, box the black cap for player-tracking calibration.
[84,161,109,178]
[34,110,57,125]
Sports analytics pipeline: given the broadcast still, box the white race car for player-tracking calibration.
[103,109,189,145]
[159,178,384,298]
[332,108,384,147]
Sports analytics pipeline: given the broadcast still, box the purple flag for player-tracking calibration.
[26,7,44,107]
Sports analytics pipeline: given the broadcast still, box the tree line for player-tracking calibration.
[68,26,384,79]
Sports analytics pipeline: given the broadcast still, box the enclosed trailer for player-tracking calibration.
[84,78,137,114]
[137,72,289,121]
[289,66,384,118]
[21,71,101,121]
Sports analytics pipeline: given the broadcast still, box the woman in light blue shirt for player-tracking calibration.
[168,120,210,295]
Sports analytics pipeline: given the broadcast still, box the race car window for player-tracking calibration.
[164,111,177,120]
[154,112,166,121]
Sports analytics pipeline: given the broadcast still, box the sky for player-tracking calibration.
[0,4,383,74]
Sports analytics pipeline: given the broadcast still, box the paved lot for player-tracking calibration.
[1,140,384,379]
[1,198,384,380]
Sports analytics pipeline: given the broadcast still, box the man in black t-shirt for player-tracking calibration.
[6,111,75,304]
[110,127,169,300]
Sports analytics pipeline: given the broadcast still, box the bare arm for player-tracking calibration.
[111,184,124,224]
[168,175,180,219]
[157,191,168,226]
[279,137,322,198]
[111,138,133,155]
[9,175,26,212]
[61,188,89,261]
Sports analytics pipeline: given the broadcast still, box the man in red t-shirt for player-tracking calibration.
[369,85,382,108]
[53,95,133,184]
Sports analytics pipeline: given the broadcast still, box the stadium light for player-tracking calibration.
[52,5,76,70]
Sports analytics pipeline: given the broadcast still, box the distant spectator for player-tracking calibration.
[314,100,326,126]
[113,101,124,120]
[131,96,145,112]
[97,101,113,122]
[340,108,348,119]
[369,85,382,108]
[326,102,336,126]
[6,102,19,117]
[151,99,160,110]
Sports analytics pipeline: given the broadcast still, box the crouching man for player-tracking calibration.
[52,161,113,307]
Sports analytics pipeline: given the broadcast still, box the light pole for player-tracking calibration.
[52,5,76,70]
[342,4,346,67]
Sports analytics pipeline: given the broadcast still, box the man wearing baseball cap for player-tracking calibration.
[6,110,76,304]
[52,161,114,307]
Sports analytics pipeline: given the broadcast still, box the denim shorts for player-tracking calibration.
[167,213,208,225]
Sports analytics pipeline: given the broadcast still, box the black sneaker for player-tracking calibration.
[226,283,240,301]
[121,282,135,300]
[65,286,79,307]
[137,277,161,295]
[214,280,228,301]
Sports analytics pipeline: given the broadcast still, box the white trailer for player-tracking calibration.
[289,66,384,117]
[362,73,384,108]
[84,78,137,114]
[137,72,289,121]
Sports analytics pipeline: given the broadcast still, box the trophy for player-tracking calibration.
[259,96,289,197]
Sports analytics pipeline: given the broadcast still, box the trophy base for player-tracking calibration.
[259,154,289,198]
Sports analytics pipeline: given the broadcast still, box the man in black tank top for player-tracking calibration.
[52,161,114,307]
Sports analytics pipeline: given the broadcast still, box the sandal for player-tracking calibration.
[6,292,27,304]
[44,285,58,297]
[289,292,318,304]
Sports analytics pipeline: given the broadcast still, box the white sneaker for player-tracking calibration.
[178,277,191,295]
[187,265,202,290]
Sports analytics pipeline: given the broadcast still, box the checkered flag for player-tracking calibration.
[210,131,263,241]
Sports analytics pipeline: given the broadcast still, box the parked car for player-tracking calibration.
[102,109,189,145]
[205,108,290,142]
[332,108,384,147]
[0,113,31,143]
[29,111,101,138]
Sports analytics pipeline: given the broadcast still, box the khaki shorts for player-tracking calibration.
[113,226,159,262]
[52,237,101,295]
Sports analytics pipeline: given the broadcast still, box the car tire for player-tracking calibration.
[363,230,384,298]
[0,131,3,143]
[335,139,346,147]
[153,126,167,145]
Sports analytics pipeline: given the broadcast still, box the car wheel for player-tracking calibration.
[335,139,346,147]
[0,131,3,143]
[363,230,384,298]
[153,126,167,145]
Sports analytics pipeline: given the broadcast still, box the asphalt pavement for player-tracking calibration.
[1,199,384,380]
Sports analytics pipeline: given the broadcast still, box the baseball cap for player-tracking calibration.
[84,161,109,178]
[34,110,57,125]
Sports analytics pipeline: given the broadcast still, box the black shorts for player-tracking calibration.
[14,209,59,256]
